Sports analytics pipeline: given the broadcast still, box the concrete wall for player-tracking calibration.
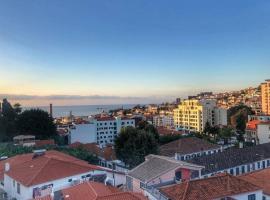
[70,123,96,144]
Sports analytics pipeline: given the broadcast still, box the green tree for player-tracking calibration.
[115,126,158,168]
[203,121,212,135]
[218,127,233,144]
[16,109,57,139]
[13,103,22,115]
[0,99,18,141]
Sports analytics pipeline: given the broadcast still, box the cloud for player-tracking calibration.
[0,94,177,106]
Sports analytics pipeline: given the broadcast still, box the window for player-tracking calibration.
[248,194,256,200]
[247,164,251,172]
[140,182,146,189]
[236,167,239,175]
[257,162,261,169]
[263,196,266,200]
[263,161,266,169]
[230,169,234,175]
[17,183,20,194]
[68,179,72,182]
[13,180,15,187]
[241,165,245,173]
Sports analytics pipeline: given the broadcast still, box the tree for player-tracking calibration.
[115,126,158,168]
[16,109,57,139]
[236,114,246,133]
[218,127,233,144]
[203,121,212,135]
[0,99,18,141]
[13,103,22,115]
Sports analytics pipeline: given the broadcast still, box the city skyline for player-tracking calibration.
[1,0,270,106]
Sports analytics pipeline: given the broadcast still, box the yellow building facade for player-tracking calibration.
[261,80,270,115]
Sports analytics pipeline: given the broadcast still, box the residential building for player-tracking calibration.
[126,154,203,197]
[159,137,222,161]
[153,115,174,129]
[245,120,270,145]
[248,114,270,122]
[240,168,270,200]
[0,150,105,200]
[261,79,270,115]
[189,142,270,178]
[59,181,147,200]
[69,116,135,147]
[173,99,227,132]
[159,173,262,200]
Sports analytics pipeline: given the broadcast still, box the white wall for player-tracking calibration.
[70,123,96,144]
[229,190,262,200]
[257,124,270,144]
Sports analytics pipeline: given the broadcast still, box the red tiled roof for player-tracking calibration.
[61,181,147,200]
[160,173,260,200]
[239,168,270,195]
[246,120,261,130]
[157,127,183,135]
[35,139,55,147]
[1,150,101,187]
[69,143,116,161]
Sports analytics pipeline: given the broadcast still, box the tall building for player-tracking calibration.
[261,79,270,115]
[173,99,227,132]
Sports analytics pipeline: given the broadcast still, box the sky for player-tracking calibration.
[0,0,270,106]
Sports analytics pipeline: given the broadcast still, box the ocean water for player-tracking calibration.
[23,104,136,118]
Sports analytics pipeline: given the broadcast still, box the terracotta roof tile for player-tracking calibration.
[159,137,220,157]
[2,150,101,186]
[160,173,260,200]
[61,181,147,200]
[239,168,270,195]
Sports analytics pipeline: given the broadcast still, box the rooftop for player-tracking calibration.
[189,143,270,175]
[159,137,220,157]
[0,150,101,187]
[239,168,270,195]
[160,173,260,200]
[61,181,147,200]
[128,154,203,183]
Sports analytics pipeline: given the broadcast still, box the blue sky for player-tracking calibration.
[0,0,270,105]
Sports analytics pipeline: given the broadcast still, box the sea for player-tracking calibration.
[23,104,136,118]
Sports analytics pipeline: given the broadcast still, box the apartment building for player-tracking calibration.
[173,99,227,132]
[153,115,174,128]
[245,115,270,145]
[261,79,270,115]
[69,116,135,147]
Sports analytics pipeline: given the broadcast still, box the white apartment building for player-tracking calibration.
[70,116,135,147]
[173,99,227,132]
[153,115,174,128]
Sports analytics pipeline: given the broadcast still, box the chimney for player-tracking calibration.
[49,103,53,118]
[5,163,10,172]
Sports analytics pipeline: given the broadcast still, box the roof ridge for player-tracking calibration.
[181,181,190,200]
[87,181,98,199]
[27,157,51,186]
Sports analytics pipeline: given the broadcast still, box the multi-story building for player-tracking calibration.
[69,115,135,147]
[153,115,174,128]
[261,79,270,115]
[245,118,270,145]
[173,99,227,132]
